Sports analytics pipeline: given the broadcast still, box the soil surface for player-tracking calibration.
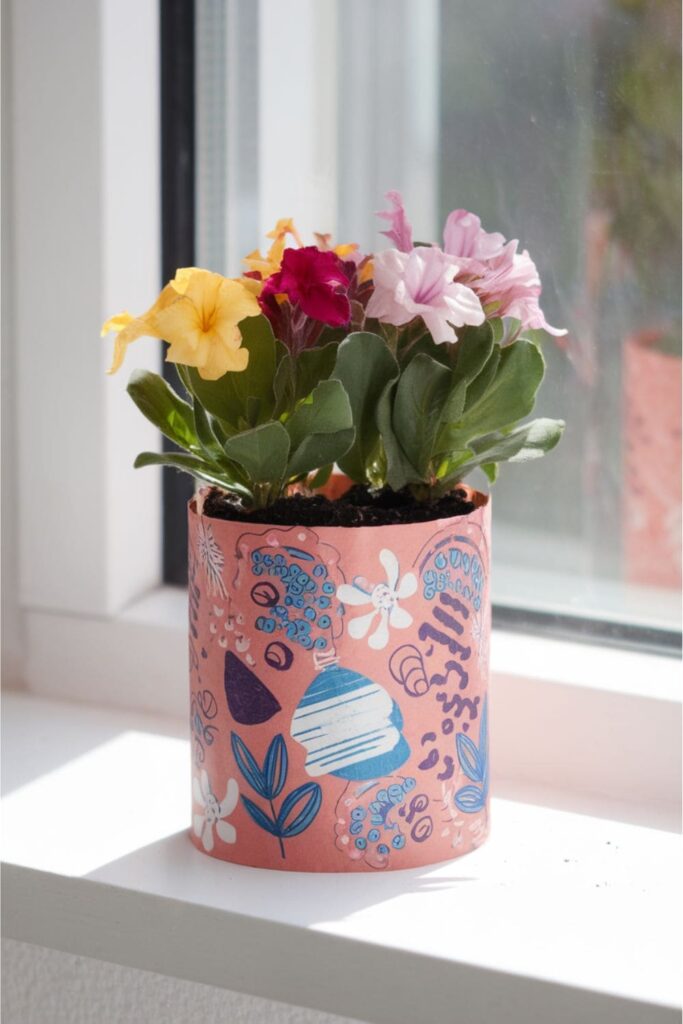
[201,484,476,527]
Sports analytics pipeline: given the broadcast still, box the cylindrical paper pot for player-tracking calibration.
[188,491,491,872]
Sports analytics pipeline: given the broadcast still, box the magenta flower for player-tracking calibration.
[377,191,413,252]
[366,246,485,344]
[443,209,566,337]
[260,246,352,328]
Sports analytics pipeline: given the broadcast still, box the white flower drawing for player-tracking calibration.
[192,769,238,852]
[197,521,228,598]
[337,548,418,650]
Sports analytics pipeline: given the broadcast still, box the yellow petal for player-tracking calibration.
[101,278,187,373]
[101,312,134,336]
[334,242,359,259]
[217,277,260,321]
[154,299,203,351]
[170,267,199,295]
[266,217,303,248]
[240,275,263,297]
[102,312,166,374]
[359,258,374,284]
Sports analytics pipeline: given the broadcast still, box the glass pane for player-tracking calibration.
[193,0,681,638]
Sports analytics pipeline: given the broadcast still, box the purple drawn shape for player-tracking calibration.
[265,641,294,671]
[224,651,281,725]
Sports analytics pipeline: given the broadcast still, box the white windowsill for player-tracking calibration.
[2,691,680,1024]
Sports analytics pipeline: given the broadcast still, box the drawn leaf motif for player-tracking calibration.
[456,732,484,783]
[264,735,288,799]
[454,784,485,813]
[241,795,279,836]
[277,782,322,838]
[230,732,268,797]
[479,698,488,782]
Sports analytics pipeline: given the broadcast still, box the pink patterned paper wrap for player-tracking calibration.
[624,334,682,589]
[188,491,491,872]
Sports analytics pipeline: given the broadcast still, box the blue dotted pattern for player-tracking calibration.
[348,777,416,853]
[422,545,484,609]
[251,547,341,651]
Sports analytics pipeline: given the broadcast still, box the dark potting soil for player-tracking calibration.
[201,484,476,528]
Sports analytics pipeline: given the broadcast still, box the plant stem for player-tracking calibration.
[252,483,274,510]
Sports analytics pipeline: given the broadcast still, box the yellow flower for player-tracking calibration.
[314,232,359,261]
[101,268,260,380]
[242,218,303,286]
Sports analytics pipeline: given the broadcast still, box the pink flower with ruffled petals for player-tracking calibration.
[366,246,485,344]
[471,242,567,337]
[260,246,351,327]
[376,191,413,252]
[442,209,566,337]
[443,209,507,269]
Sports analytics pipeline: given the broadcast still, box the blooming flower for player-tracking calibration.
[101,268,260,379]
[377,190,413,252]
[192,768,238,852]
[365,246,484,343]
[337,548,418,650]
[260,246,352,327]
[468,243,567,337]
[243,217,304,285]
[443,209,566,337]
[443,209,507,270]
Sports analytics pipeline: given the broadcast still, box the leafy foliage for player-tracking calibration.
[127,314,352,509]
[127,309,563,506]
[373,323,564,498]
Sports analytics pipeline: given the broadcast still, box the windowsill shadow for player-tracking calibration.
[86,828,482,929]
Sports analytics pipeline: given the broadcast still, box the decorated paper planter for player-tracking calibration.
[188,490,491,872]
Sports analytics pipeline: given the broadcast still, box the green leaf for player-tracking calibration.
[332,332,399,482]
[274,343,339,417]
[454,339,546,441]
[392,353,452,477]
[489,318,504,345]
[127,369,199,452]
[297,344,339,402]
[481,462,499,484]
[444,417,565,482]
[186,315,280,425]
[453,321,495,384]
[376,380,421,490]
[285,379,354,478]
[462,346,501,412]
[193,399,224,457]
[133,451,247,492]
[309,464,333,489]
[223,421,291,485]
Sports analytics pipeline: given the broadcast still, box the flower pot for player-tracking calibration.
[623,331,682,589]
[188,489,491,872]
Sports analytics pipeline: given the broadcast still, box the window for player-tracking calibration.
[163,0,681,651]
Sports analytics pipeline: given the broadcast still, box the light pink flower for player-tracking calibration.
[470,242,567,337]
[376,191,413,252]
[443,209,567,337]
[443,209,507,269]
[366,246,485,344]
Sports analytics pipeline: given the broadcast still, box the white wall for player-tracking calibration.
[1,0,23,691]
[1,940,364,1024]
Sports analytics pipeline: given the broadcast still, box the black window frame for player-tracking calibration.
[161,0,195,586]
